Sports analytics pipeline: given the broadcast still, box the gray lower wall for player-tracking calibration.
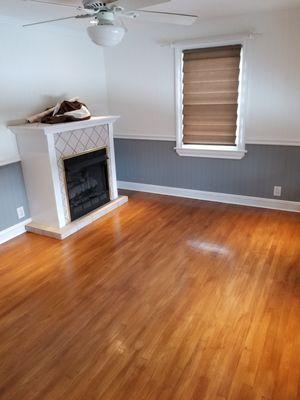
[0,162,29,231]
[114,140,300,202]
[0,142,299,233]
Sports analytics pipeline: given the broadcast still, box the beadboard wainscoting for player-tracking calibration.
[1,140,299,245]
[114,139,300,211]
[0,162,30,243]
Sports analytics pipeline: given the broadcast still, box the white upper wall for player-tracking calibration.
[104,8,300,145]
[1,5,300,162]
[0,18,108,164]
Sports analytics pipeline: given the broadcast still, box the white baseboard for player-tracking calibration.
[118,181,300,213]
[0,219,32,245]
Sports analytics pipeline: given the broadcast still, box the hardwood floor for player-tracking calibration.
[0,191,299,400]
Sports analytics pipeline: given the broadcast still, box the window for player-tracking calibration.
[175,37,248,159]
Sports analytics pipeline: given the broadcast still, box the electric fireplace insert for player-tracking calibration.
[63,148,110,221]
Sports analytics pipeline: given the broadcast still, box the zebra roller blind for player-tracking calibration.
[182,45,242,146]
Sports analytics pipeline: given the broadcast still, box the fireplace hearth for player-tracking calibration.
[64,148,110,221]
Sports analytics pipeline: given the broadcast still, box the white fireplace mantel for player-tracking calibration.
[9,116,128,239]
[10,116,119,136]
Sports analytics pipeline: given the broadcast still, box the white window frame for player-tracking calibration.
[174,34,250,159]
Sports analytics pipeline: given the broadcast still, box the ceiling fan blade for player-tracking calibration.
[23,14,90,27]
[106,0,171,12]
[22,0,81,8]
[136,10,198,25]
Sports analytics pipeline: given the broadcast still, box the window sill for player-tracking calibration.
[175,145,247,160]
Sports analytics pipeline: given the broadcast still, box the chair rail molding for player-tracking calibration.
[246,138,300,146]
[114,134,175,141]
[0,157,21,167]
[114,135,300,146]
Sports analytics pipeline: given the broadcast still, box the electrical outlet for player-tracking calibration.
[17,206,25,220]
[273,186,282,197]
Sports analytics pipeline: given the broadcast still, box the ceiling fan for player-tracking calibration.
[22,0,198,47]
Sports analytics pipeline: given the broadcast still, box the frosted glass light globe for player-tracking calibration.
[87,25,126,47]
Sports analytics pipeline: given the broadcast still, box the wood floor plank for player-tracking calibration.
[0,191,299,400]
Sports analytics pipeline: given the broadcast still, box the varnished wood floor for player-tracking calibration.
[0,191,299,400]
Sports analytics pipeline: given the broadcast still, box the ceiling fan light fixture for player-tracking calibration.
[87,24,126,47]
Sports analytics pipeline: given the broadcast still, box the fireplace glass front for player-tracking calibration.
[63,148,110,221]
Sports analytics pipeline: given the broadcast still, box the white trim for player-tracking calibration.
[161,32,257,48]
[174,35,250,159]
[114,134,175,141]
[246,138,300,146]
[175,146,247,159]
[113,135,300,147]
[108,123,119,200]
[0,219,32,245]
[46,133,66,228]
[0,157,21,167]
[118,181,300,213]
[174,45,184,151]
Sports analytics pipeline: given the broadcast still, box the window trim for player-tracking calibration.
[174,35,250,159]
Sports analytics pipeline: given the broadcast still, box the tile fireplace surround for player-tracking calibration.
[9,116,128,240]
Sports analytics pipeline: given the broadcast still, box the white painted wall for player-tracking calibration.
[0,18,108,164]
[104,8,300,145]
[1,7,300,162]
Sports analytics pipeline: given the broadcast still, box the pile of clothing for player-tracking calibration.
[27,98,91,124]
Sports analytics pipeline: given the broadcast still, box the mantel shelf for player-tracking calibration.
[8,116,120,136]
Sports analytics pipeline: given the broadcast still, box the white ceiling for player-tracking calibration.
[154,0,300,16]
[1,0,300,26]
